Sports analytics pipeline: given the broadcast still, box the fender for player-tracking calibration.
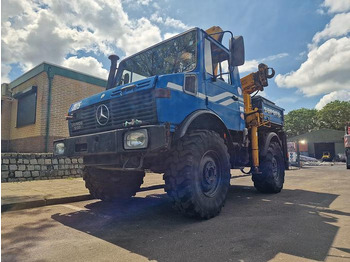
[260,132,282,157]
[174,109,231,141]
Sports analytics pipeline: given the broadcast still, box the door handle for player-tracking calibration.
[231,95,239,101]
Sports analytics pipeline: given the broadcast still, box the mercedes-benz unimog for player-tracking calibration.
[54,26,288,219]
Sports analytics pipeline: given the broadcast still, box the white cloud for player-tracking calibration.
[62,56,109,79]
[322,0,350,13]
[1,64,12,83]
[136,0,152,5]
[238,59,259,74]
[275,37,350,96]
[163,32,178,40]
[150,13,190,30]
[1,0,186,81]
[312,12,350,45]
[264,53,289,61]
[276,1,350,98]
[238,52,288,74]
[315,90,350,110]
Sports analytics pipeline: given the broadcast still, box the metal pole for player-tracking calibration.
[296,140,300,168]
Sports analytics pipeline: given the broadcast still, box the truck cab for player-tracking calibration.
[54,27,287,219]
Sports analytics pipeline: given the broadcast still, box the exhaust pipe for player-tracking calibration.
[106,54,119,89]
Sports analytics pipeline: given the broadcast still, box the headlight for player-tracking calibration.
[124,129,148,149]
[54,142,65,155]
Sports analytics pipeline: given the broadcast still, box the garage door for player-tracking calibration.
[314,143,335,160]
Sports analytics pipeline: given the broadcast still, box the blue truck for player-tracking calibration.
[54,26,288,219]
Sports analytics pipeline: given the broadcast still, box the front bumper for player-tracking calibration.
[53,125,169,158]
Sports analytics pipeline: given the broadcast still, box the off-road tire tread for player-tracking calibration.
[163,130,231,219]
[83,167,145,202]
[253,142,285,193]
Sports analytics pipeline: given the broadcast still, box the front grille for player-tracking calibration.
[69,90,157,136]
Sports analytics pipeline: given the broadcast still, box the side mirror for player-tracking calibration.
[229,36,245,67]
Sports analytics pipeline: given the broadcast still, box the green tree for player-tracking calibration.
[284,108,318,137]
[317,100,350,130]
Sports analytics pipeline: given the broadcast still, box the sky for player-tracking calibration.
[1,0,350,113]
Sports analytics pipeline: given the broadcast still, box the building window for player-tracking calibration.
[15,86,37,127]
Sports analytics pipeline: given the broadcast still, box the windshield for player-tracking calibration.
[116,30,197,86]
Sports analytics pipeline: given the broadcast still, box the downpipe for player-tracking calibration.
[45,67,54,153]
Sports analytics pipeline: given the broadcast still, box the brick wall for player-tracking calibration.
[1,96,12,140]
[1,153,84,182]
[10,72,48,141]
[5,72,104,153]
[49,75,104,137]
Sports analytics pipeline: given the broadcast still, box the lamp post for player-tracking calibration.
[296,139,306,168]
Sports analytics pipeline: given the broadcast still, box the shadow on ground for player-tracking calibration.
[45,185,350,262]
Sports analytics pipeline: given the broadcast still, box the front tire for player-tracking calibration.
[252,142,285,193]
[83,167,145,202]
[164,130,231,219]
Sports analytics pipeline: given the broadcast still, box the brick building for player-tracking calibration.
[288,129,345,160]
[1,62,107,153]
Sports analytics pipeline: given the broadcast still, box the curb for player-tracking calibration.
[1,184,166,212]
[1,194,93,212]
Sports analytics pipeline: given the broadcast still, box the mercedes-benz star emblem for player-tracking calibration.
[96,104,110,126]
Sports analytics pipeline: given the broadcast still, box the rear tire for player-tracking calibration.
[83,167,145,202]
[252,142,285,193]
[164,130,231,219]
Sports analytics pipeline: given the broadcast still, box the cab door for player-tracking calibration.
[204,38,244,131]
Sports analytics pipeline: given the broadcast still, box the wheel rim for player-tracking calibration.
[199,150,222,197]
[271,156,279,179]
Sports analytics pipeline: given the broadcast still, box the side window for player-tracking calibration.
[204,39,213,74]
[120,70,131,85]
[204,38,231,84]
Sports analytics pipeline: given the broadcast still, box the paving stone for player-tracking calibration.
[65,158,71,164]
[1,171,9,179]
[78,158,84,164]
[2,159,9,164]
[45,159,52,165]
[10,159,16,164]
[23,159,29,164]
[52,159,58,165]
[30,159,38,165]
[2,165,9,171]
[18,165,26,171]
[23,171,31,178]
[34,165,41,171]
[9,165,17,171]
[37,159,45,165]
[17,159,23,164]
[72,158,78,164]
[27,165,35,171]
[32,171,40,177]
[15,171,23,178]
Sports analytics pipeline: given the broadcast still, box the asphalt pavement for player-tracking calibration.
[2,165,350,262]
